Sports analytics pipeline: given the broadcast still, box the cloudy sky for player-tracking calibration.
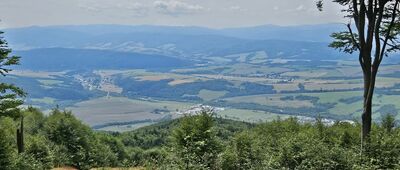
[0,0,346,28]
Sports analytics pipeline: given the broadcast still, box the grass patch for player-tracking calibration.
[217,109,290,123]
[198,90,227,101]
[38,79,63,86]
[67,97,192,128]
[31,97,56,104]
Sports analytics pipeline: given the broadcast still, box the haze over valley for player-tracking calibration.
[3,24,400,131]
[4,1,400,169]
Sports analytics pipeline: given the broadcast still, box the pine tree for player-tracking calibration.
[0,30,26,118]
[0,29,26,155]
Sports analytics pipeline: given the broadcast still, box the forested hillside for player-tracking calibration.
[1,108,400,169]
[13,48,190,71]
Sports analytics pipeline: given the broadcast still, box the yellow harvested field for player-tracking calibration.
[224,94,314,108]
[139,75,171,81]
[194,74,280,83]
[273,83,299,92]
[168,79,196,85]
[121,70,209,86]
[67,97,191,126]
[11,70,66,78]
[137,75,204,86]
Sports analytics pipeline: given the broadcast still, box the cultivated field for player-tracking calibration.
[15,58,400,131]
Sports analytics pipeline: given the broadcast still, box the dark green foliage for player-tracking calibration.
[359,128,400,169]
[43,109,118,169]
[43,109,94,168]
[171,110,221,169]
[25,135,53,169]
[1,107,400,169]
[95,133,128,166]
[298,83,305,91]
[0,31,20,76]
[1,75,102,105]
[339,96,363,104]
[219,133,262,170]
[12,153,47,170]
[115,78,275,102]
[119,116,252,149]
[0,107,133,169]
[0,117,17,169]
[0,125,14,170]
[23,107,46,134]
[329,31,359,54]
[381,114,396,133]
[0,31,26,118]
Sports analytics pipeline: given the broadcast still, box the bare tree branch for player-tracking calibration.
[347,23,361,50]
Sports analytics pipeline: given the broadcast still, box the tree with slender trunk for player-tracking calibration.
[318,0,400,140]
[0,29,26,153]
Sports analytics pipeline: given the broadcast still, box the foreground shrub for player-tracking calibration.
[171,110,221,169]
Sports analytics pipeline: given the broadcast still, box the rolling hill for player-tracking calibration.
[13,48,191,71]
[4,24,355,61]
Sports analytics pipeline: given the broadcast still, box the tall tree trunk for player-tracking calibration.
[362,97,372,139]
[361,68,377,139]
[17,116,24,153]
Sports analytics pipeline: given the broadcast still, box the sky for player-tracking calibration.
[0,0,346,29]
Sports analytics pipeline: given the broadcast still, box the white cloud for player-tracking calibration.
[228,6,247,12]
[78,1,148,17]
[153,0,204,16]
[116,2,148,17]
[296,5,305,11]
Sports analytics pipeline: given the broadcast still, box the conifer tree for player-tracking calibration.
[0,30,25,118]
[0,29,26,154]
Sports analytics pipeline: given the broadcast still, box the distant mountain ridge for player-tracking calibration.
[3,23,356,62]
[13,48,190,71]
[4,23,344,44]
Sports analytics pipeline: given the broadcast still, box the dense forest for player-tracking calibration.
[1,108,400,169]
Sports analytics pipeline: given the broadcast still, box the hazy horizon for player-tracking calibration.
[0,0,346,29]
[2,22,346,30]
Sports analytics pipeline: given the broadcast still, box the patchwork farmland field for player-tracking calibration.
[12,58,400,131]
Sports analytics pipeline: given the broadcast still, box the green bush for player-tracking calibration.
[171,110,221,169]
[0,125,15,170]
[12,153,47,170]
[25,135,54,169]
[219,133,263,170]
[3,107,400,169]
